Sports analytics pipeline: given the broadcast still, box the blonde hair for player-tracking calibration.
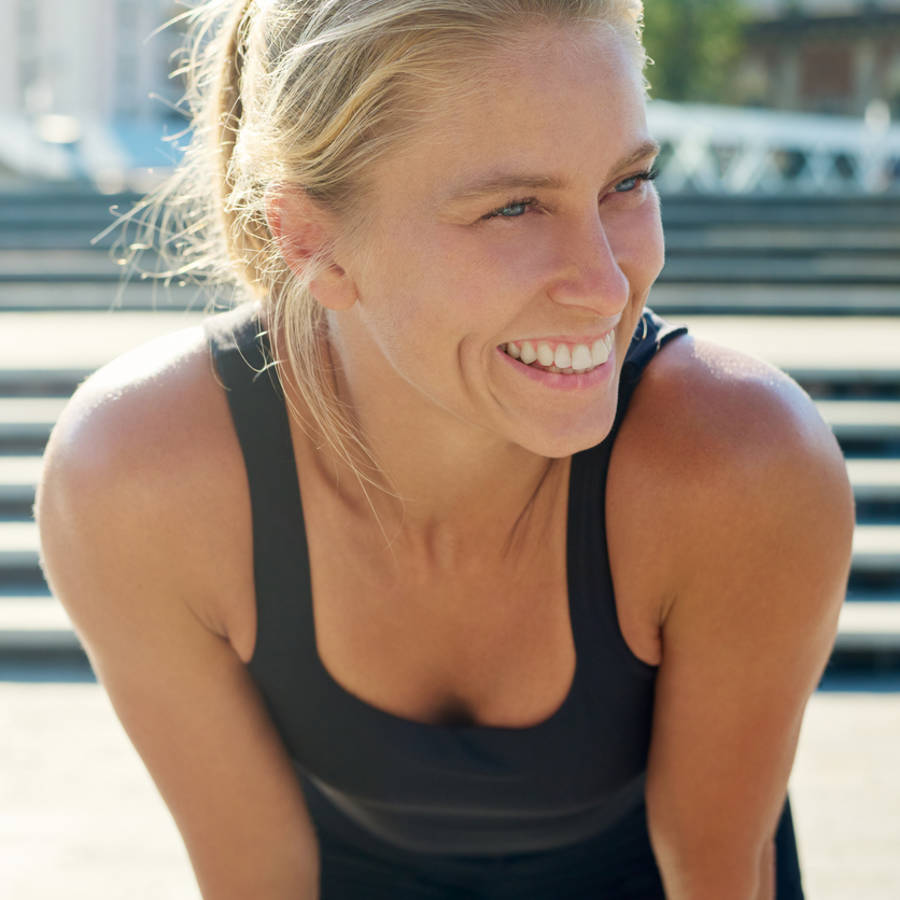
[143,0,647,486]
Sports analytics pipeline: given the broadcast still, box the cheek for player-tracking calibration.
[356,230,439,328]
[615,196,665,285]
[409,231,535,330]
[354,238,482,377]
[453,227,556,311]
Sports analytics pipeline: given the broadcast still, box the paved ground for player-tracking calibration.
[2,667,898,899]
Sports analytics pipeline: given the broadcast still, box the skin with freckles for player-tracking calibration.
[36,18,854,900]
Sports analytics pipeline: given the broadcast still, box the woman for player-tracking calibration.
[36,1,854,897]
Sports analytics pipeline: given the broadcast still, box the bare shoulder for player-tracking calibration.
[35,320,319,892]
[609,332,854,622]
[36,318,253,651]
[614,335,857,884]
[620,332,847,489]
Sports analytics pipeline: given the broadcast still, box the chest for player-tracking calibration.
[304,502,577,728]
[297,467,661,730]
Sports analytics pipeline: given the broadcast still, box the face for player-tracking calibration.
[330,22,665,460]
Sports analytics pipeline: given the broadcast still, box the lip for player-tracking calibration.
[496,341,617,391]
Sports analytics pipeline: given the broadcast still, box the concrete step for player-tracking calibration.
[654,195,900,228]
[661,254,900,284]
[2,311,899,388]
[664,227,900,252]
[4,247,898,284]
[681,315,900,384]
[0,455,43,504]
[0,520,42,568]
[845,459,900,501]
[0,197,137,227]
[3,397,899,458]
[818,401,900,442]
[4,231,900,272]
[0,594,78,651]
[0,398,67,443]
[0,249,126,280]
[852,525,900,573]
[3,281,900,315]
[4,455,900,510]
[1,592,898,657]
[0,311,206,388]
[0,230,118,251]
[3,520,899,580]
[0,281,209,312]
[836,601,900,655]
[651,284,900,316]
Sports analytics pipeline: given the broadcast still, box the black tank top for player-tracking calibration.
[205,303,687,857]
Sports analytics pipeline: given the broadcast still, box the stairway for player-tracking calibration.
[1,186,899,670]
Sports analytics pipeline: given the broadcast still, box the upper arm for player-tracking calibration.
[36,341,319,899]
[616,337,854,898]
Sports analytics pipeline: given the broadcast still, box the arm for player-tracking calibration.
[614,338,854,899]
[36,347,320,900]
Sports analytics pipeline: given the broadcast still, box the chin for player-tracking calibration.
[515,402,619,460]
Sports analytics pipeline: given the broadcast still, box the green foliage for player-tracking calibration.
[642,0,747,103]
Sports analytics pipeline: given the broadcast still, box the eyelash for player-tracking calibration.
[481,167,659,221]
[614,167,659,194]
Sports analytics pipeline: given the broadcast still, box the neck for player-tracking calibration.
[346,415,563,565]
[285,336,566,565]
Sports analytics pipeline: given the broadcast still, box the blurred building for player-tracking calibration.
[0,0,182,186]
[0,0,896,192]
[0,0,180,122]
[738,0,900,118]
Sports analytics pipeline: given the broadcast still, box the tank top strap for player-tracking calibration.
[572,307,687,483]
[203,303,317,669]
[571,306,688,506]
[566,308,688,675]
[617,308,687,418]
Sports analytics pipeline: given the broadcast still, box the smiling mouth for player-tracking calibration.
[501,333,615,375]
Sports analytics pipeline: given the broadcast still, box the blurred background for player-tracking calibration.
[1,0,899,897]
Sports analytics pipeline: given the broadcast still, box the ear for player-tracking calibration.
[265,187,358,311]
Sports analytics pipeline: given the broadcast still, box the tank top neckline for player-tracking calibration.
[302,453,589,736]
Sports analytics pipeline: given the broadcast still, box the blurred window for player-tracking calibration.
[801,43,853,107]
[115,0,142,116]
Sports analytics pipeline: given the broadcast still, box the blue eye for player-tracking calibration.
[483,198,536,220]
[614,168,659,193]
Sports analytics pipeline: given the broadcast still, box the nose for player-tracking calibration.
[546,213,629,316]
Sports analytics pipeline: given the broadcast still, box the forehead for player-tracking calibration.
[366,23,649,202]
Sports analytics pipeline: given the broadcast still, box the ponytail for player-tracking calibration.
[214,0,269,293]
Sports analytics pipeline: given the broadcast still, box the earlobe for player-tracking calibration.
[265,187,358,311]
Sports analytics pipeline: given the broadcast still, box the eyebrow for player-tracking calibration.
[444,139,661,204]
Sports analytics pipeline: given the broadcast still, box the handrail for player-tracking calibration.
[648,101,900,195]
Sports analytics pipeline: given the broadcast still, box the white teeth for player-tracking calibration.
[571,344,592,372]
[536,342,555,368]
[506,332,615,373]
[554,345,571,369]
[591,336,611,367]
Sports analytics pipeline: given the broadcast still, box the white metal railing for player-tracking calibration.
[648,101,900,195]
[2,102,899,196]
